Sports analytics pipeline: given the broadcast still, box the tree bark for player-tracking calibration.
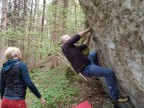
[23,0,27,21]
[13,0,18,28]
[50,0,59,69]
[1,0,8,29]
[29,0,33,31]
[62,0,68,34]
[41,0,46,32]
[74,1,77,31]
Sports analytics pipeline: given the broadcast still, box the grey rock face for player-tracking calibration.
[78,0,144,108]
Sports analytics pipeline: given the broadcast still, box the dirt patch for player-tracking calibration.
[67,76,114,108]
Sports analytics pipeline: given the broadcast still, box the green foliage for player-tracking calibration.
[27,66,79,108]
[0,0,85,62]
[65,67,77,82]
[0,28,22,44]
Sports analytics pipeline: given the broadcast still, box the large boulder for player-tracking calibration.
[78,0,144,108]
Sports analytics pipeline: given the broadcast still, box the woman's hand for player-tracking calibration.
[0,99,1,108]
[40,97,46,106]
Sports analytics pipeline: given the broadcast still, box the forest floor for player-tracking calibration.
[26,63,114,108]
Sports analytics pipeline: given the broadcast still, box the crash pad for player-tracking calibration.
[72,101,92,108]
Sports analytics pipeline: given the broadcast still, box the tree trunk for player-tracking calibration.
[41,0,46,32]
[62,0,68,34]
[23,0,27,23]
[39,0,46,60]
[50,0,59,69]
[74,1,77,31]
[29,0,33,31]
[7,0,13,27]
[34,0,38,28]
[1,0,8,29]
[13,0,18,28]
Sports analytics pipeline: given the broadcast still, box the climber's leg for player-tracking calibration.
[88,51,99,66]
[82,63,119,100]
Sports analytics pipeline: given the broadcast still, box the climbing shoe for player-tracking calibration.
[115,96,129,103]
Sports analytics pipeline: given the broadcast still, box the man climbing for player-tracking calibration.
[61,27,129,103]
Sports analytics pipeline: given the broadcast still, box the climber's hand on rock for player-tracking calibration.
[87,26,91,31]
[89,27,93,33]
[78,27,92,37]
[87,30,93,37]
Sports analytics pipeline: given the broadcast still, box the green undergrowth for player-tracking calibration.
[26,66,80,108]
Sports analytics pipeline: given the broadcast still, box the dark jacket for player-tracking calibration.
[62,34,91,73]
[0,59,41,100]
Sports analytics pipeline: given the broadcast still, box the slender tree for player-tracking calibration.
[50,0,59,69]
[62,0,68,34]
[29,0,33,31]
[13,0,18,28]
[1,0,8,29]
[74,1,77,31]
[41,0,46,32]
[23,0,27,22]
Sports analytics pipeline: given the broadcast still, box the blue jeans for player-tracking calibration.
[82,51,119,100]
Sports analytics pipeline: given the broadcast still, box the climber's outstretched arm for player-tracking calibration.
[78,27,92,37]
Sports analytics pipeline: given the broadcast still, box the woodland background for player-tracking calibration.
[0,0,85,69]
[2,0,142,108]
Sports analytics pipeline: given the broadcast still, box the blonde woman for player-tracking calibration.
[0,47,46,108]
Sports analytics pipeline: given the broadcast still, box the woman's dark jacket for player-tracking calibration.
[0,59,41,100]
